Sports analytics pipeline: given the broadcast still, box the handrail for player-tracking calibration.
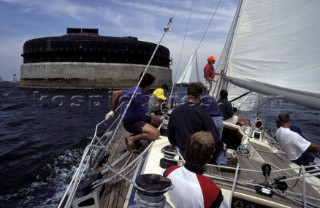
[58,102,126,208]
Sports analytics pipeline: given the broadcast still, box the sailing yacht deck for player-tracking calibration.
[139,131,320,207]
[98,126,136,208]
[99,128,131,208]
[205,141,320,207]
[74,127,320,208]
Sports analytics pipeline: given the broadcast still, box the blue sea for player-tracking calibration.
[0,82,319,207]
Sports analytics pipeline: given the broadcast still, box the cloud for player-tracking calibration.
[0,0,238,81]
[0,37,25,80]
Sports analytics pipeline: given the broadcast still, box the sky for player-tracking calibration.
[0,0,238,81]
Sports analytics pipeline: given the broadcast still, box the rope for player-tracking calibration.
[236,144,251,157]
[110,0,181,149]
[58,103,128,207]
[302,166,306,208]
[194,0,222,55]
[169,0,194,105]
[172,0,195,83]
[91,141,154,188]
[75,116,167,190]
[169,0,222,103]
[64,2,186,199]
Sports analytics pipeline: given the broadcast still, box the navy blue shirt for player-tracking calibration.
[121,86,146,122]
[200,94,223,117]
[217,98,234,120]
[168,101,222,152]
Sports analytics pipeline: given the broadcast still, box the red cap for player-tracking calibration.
[207,56,216,62]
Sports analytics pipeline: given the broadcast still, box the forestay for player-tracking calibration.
[223,0,320,110]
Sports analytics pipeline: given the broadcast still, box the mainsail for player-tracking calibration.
[220,0,320,110]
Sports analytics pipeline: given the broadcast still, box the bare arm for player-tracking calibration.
[110,90,123,111]
[307,143,320,153]
[204,77,215,81]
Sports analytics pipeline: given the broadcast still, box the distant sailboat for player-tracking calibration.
[0,76,3,82]
[10,74,18,83]
[176,51,201,84]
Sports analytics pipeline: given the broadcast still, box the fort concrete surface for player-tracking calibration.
[20,28,172,89]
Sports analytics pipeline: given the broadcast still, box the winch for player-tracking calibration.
[159,145,179,169]
[135,174,172,208]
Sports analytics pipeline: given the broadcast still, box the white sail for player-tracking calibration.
[222,0,320,110]
[176,52,201,84]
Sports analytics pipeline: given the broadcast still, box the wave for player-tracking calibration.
[0,148,84,207]
[1,103,30,111]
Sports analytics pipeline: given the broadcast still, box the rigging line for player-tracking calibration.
[173,0,195,82]
[109,0,182,145]
[178,0,223,81]
[59,101,128,207]
[169,0,194,104]
[213,0,243,98]
[169,0,221,103]
[194,0,222,53]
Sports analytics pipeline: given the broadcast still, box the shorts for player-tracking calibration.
[123,116,152,135]
[225,115,238,124]
[292,150,315,166]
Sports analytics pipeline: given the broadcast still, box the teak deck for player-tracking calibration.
[100,126,133,208]
[205,141,320,207]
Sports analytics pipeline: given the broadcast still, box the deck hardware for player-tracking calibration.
[135,174,172,208]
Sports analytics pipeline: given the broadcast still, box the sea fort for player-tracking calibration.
[20,28,172,89]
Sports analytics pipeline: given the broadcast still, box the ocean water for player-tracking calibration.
[0,82,319,207]
[0,82,110,207]
[245,97,320,144]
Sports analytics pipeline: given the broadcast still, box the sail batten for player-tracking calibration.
[223,0,320,110]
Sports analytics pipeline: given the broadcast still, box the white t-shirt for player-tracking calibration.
[163,165,229,208]
[225,115,238,125]
[275,127,310,160]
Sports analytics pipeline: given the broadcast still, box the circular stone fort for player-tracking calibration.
[20,28,172,89]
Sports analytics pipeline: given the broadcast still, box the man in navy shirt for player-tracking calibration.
[200,84,224,139]
[168,82,237,165]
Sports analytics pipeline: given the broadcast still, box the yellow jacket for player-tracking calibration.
[153,88,167,101]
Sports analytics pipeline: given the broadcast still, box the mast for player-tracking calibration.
[213,0,244,99]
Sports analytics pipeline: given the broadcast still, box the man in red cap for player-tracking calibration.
[203,55,219,91]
